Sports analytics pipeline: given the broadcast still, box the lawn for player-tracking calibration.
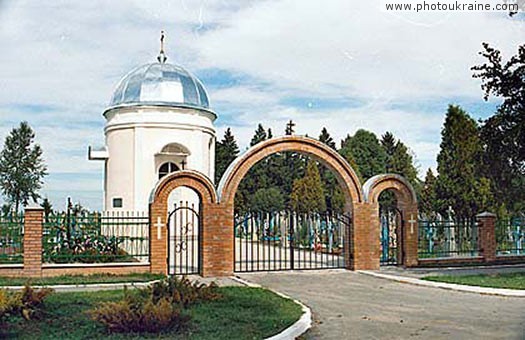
[423,271,525,290]
[2,287,303,339]
[0,273,165,286]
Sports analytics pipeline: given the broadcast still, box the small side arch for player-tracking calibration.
[149,169,217,205]
[363,173,419,267]
[363,174,417,205]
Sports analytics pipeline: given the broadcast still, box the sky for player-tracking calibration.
[0,0,523,211]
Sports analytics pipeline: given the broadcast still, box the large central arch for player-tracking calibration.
[217,136,367,273]
[218,136,364,208]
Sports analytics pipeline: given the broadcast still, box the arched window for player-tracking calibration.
[159,162,180,180]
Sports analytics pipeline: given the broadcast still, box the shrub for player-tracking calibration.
[91,276,221,334]
[146,276,221,307]
[0,285,53,322]
[90,291,188,333]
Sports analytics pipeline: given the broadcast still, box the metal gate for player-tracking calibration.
[167,202,200,275]
[380,208,403,265]
[234,211,349,272]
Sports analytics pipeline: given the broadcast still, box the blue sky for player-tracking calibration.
[0,1,523,211]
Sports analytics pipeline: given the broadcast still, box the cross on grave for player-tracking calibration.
[155,217,163,240]
[180,159,186,170]
[408,214,417,235]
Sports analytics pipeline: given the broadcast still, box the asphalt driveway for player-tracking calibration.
[238,270,525,339]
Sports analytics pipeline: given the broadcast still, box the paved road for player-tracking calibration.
[238,270,525,340]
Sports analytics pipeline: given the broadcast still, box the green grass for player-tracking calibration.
[423,271,525,290]
[2,287,303,339]
[0,273,165,286]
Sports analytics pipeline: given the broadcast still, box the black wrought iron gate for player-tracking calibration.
[167,202,200,275]
[234,211,350,272]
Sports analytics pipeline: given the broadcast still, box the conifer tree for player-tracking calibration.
[435,105,492,218]
[290,161,326,213]
[420,168,438,217]
[250,124,267,146]
[318,127,343,212]
[0,122,47,212]
[215,128,240,184]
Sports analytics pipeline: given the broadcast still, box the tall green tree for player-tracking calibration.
[420,168,438,217]
[319,127,336,149]
[340,129,386,181]
[215,128,240,184]
[472,43,525,213]
[0,122,47,212]
[435,105,492,219]
[381,132,396,173]
[290,161,326,213]
[250,124,267,146]
[318,127,343,212]
[40,197,53,221]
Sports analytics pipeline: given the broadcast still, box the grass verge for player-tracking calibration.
[0,273,165,286]
[422,271,525,290]
[2,286,303,339]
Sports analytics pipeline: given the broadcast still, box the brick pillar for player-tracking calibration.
[477,212,497,263]
[201,204,234,277]
[23,204,44,277]
[351,202,380,270]
[402,205,419,267]
[149,203,167,275]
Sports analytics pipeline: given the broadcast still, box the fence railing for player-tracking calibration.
[0,213,24,264]
[418,218,480,259]
[496,217,524,256]
[42,211,149,264]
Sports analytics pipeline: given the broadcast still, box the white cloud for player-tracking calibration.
[0,1,523,208]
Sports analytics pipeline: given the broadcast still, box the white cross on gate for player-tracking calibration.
[408,214,417,235]
[155,217,163,240]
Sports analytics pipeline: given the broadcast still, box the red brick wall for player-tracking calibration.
[23,207,44,277]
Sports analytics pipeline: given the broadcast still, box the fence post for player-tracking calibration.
[476,212,497,263]
[23,203,44,277]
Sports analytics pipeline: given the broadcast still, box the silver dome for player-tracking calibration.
[108,62,210,111]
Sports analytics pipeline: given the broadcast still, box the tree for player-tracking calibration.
[419,168,438,217]
[290,161,326,213]
[40,197,53,220]
[319,127,336,150]
[252,187,284,212]
[0,122,47,212]
[435,105,492,219]
[381,132,397,173]
[215,128,240,184]
[318,127,343,212]
[472,43,525,213]
[340,129,387,181]
[250,124,267,146]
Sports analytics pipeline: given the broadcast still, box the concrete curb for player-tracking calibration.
[359,271,525,297]
[0,280,162,292]
[232,276,312,340]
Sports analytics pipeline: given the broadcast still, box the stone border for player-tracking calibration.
[232,276,312,340]
[0,280,162,292]
[359,271,525,297]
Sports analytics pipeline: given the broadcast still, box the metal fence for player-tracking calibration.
[43,211,149,264]
[235,211,348,272]
[418,218,480,259]
[496,217,524,256]
[0,213,24,264]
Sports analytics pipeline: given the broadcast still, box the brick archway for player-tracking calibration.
[217,136,375,272]
[218,136,363,208]
[149,170,218,275]
[363,174,419,267]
